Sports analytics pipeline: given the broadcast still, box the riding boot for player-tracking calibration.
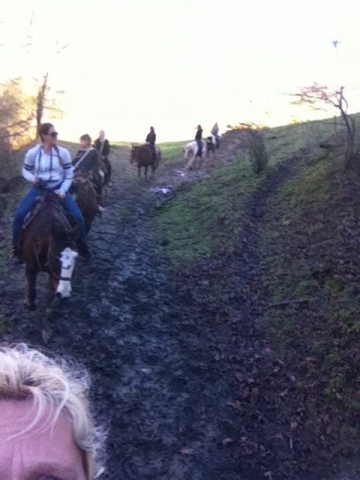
[76,238,91,260]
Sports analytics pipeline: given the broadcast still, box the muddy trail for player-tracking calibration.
[0,145,351,480]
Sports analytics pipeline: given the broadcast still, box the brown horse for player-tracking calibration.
[19,190,79,316]
[72,171,100,233]
[130,144,160,180]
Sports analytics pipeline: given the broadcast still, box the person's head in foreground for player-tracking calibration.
[0,343,106,479]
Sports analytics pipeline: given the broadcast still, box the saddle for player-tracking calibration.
[22,190,73,232]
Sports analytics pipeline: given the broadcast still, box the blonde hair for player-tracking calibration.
[0,343,106,479]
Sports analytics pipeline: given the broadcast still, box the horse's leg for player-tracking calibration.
[102,184,107,207]
[25,267,37,311]
[145,165,149,181]
[42,273,55,342]
[188,152,195,170]
[45,273,56,311]
[138,166,141,178]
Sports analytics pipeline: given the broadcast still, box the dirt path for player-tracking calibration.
[0,148,253,479]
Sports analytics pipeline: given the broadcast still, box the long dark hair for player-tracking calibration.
[38,123,54,142]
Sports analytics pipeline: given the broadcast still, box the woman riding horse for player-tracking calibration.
[11,123,91,261]
[145,126,157,163]
[94,129,112,187]
[195,124,203,158]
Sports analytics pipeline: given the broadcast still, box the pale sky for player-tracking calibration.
[1,0,360,143]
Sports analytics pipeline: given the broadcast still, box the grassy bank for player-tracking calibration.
[259,147,360,409]
[158,140,190,161]
[156,116,348,265]
[154,114,360,476]
[157,114,360,410]
[157,153,263,262]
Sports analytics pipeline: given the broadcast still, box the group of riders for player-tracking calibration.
[10,121,219,263]
[10,124,113,262]
[195,122,220,158]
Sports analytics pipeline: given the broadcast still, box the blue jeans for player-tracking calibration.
[196,140,203,158]
[13,186,86,245]
[149,144,156,161]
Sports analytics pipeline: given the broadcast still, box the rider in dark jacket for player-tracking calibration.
[145,126,157,161]
[195,125,203,158]
[94,130,112,187]
[73,134,103,204]
[211,122,220,149]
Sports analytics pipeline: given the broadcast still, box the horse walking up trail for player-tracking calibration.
[130,144,160,180]
[19,190,79,317]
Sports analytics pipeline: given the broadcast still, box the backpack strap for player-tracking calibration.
[54,145,64,167]
[74,148,94,169]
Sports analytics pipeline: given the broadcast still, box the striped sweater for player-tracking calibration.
[22,145,74,193]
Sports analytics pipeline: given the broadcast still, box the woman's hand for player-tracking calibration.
[33,178,40,185]
[57,191,66,199]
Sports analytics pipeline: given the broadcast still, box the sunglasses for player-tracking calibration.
[49,132,58,137]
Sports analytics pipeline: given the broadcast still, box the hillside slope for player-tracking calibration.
[156,117,360,479]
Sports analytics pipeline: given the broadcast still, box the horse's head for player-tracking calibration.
[56,247,79,300]
[50,215,80,300]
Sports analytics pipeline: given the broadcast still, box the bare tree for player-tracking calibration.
[34,72,65,132]
[0,78,35,148]
[36,72,48,128]
[228,122,269,174]
[290,84,356,168]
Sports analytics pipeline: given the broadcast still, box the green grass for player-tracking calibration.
[156,116,343,265]
[263,119,340,165]
[110,140,132,147]
[111,139,190,162]
[157,153,263,263]
[156,112,360,413]
[158,140,191,160]
[259,145,360,408]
